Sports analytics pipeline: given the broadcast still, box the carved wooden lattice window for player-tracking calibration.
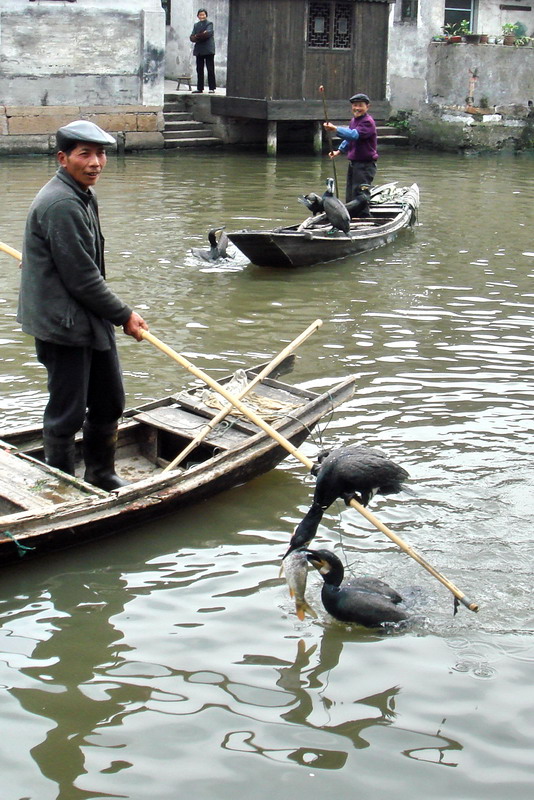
[308,1,353,49]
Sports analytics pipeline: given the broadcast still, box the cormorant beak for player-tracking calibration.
[304,549,321,565]
[304,550,330,574]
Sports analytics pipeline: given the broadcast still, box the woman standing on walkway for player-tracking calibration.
[190,8,216,94]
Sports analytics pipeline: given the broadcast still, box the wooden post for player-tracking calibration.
[312,121,323,155]
[267,120,277,156]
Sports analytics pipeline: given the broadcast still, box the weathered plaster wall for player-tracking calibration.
[166,0,228,87]
[411,43,534,152]
[0,0,166,152]
[388,0,534,112]
[426,43,534,109]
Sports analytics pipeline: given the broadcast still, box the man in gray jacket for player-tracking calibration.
[18,120,148,490]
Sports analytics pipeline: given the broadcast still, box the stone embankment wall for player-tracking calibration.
[0,0,166,154]
[0,105,165,155]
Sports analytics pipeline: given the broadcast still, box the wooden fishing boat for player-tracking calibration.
[0,363,355,564]
[227,183,419,268]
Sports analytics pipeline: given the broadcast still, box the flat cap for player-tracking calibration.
[350,93,370,104]
[56,120,116,146]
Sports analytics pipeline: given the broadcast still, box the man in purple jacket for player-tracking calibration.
[324,93,378,213]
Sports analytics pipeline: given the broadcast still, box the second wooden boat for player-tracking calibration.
[228,183,419,268]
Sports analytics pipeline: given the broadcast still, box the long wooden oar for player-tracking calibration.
[142,330,479,612]
[163,319,323,472]
[319,85,339,198]
[0,241,22,260]
[1,241,477,611]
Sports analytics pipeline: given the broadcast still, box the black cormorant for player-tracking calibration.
[345,184,372,218]
[306,548,408,627]
[322,178,351,236]
[311,444,411,509]
[297,192,324,216]
[283,502,324,559]
[191,227,230,261]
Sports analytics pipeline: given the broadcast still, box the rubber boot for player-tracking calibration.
[43,433,76,476]
[82,421,130,491]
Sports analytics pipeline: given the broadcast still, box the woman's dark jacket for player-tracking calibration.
[18,167,131,351]
[190,20,215,56]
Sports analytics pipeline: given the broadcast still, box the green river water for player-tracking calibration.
[0,146,533,800]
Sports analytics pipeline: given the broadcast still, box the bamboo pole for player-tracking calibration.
[142,329,479,612]
[319,85,339,198]
[162,319,323,472]
[0,241,22,261]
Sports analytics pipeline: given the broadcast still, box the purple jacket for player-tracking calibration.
[337,113,378,162]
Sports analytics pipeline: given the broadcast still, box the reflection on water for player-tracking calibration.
[1,149,534,800]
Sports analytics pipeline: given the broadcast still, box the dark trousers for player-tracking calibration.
[346,161,377,203]
[35,339,125,439]
[196,54,216,92]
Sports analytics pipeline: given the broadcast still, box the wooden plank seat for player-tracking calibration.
[132,404,251,450]
[0,447,90,512]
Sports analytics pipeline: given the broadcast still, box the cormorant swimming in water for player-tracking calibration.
[191,227,230,261]
[311,444,411,509]
[322,178,351,236]
[305,548,408,627]
[297,192,324,216]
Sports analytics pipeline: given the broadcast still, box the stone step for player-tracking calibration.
[164,92,188,102]
[164,120,207,132]
[163,102,187,114]
[378,134,410,146]
[164,111,194,122]
[163,128,216,140]
[164,136,223,149]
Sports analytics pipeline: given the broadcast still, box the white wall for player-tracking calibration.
[0,0,166,107]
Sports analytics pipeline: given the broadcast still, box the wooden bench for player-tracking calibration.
[176,75,192,91]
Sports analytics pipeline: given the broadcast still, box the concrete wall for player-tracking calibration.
[0,0,166,153]
[165,0,228,86]
[426,42,534,109]
[412,42,534,152]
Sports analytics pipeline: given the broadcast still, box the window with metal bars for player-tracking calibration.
[308,1,353,49]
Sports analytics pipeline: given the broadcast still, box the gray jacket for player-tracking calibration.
[191,20,215,56]
[18,167,131,350]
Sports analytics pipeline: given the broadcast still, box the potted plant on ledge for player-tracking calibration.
[442,22,462,43]
[459,19,481,44]
[502,23,519,45]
